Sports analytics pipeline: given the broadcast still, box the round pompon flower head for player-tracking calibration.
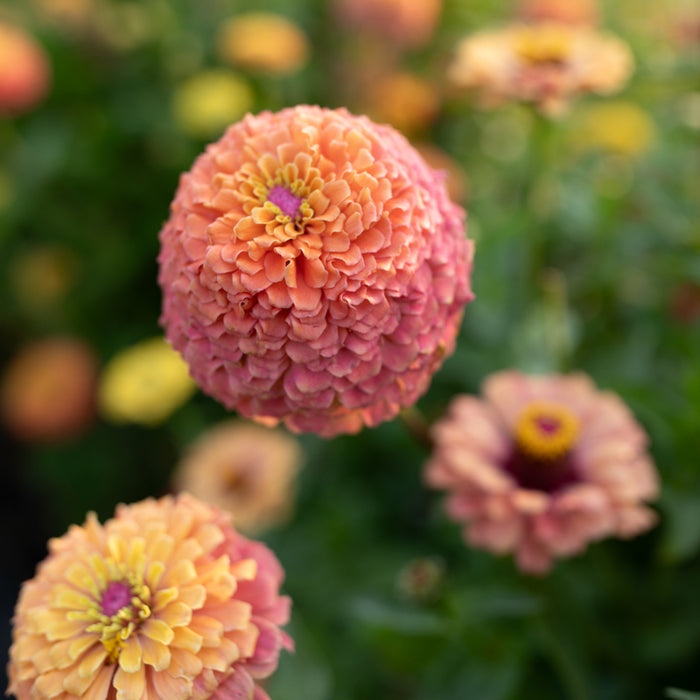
[424,371,659,574]
[158,105,474,437]
[7,493,292,700]
[448,23,634,116]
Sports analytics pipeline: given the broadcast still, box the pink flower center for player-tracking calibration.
[100,580,132,617]
[535,415,560,434]
[267,184,302,218]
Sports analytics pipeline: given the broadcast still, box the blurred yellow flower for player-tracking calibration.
[217,13,309,75]
[172,420,303,534]
[98,337,195,426]
[575,101,656,156]
[172,69,253,139]
[367,72,440,136]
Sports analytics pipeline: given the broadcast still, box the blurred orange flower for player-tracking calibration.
[449,23,634,116]
[172,421,303,535]
[0,22,51,115]
[367,72,440,136]
[516,0,600,26]
[217,13,309,75]
[0,337,97,442]
[334,0,442,48]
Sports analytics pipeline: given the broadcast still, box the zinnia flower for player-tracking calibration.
[172,420,303,534]
[8,493,292,700]
[216,13,309,76]
[366,72,440,136]
[0,22,51,115]
[173,70,254,139]
[98,337,196,426]
[516,0,600,27]
[0,337,97,442]
[424,371,659,574]
[573,100,655,157]
[448,23,634,116]
[334,0,442,48]
[158,105,474,437]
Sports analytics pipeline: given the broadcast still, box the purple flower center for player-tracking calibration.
[100,581,132,617]
[267,184,302,218]
[535,415,560,434]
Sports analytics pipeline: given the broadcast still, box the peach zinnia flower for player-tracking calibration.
[158,105,474,437]
[172,421,303,534]
[0,337,97,442]
[448,23,634,116]
[334,0,442,48]
[425,371,659,574]
[8,493,292,700]
[0,22,51,114]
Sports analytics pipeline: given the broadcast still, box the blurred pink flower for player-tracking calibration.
[425,371,659,574]
[158,105,474,437]
[516,0,600,27]
[334,0,442,48]
[0,22,51,114]
[8,493,292,700]
[449,23,634,116]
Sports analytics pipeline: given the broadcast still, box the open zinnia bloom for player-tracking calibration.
[7,493,292,700]
[448,22,634,116]
[424,371,659,574]
[172,421,303,535]
[158,105,474,437]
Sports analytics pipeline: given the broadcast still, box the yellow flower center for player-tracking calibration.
[514,26,573,65]
[69,556,152,663]
[514,400,579,461]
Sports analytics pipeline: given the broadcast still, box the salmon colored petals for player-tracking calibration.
[7,494,292,700]
[158,105,474,437]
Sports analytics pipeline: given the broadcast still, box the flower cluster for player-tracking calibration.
[8,493,292,700]
[158,105,474,436]
[425,371,659,574]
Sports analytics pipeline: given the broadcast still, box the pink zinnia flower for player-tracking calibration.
[7,493,292,700]
[334,0,443,48]
[0,22,51,115]
[425,371,659,574]
[158,105,474,437]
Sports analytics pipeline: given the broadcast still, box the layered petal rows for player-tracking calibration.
[7,494,292,700]
[425,371,659,574]
[158,105,474,436]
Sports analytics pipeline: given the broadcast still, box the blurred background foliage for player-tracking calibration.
[1,0,699,698]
